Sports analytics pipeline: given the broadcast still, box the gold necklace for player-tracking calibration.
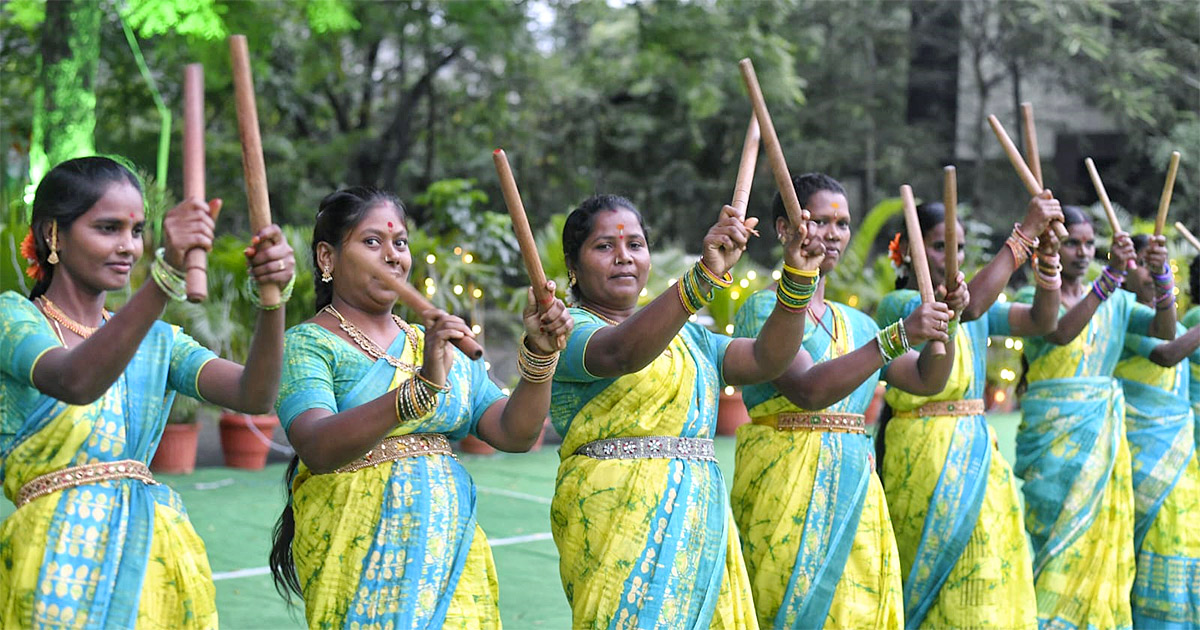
[38,296,109,339]
[323,305,419,370]
[577,304,621,326]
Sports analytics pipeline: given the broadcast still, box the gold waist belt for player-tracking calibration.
[755,412,866,433]
[16,459,158,508]
[894,399,985,419]
[332,433,453,474]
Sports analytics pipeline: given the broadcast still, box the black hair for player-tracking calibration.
[893,201,950,290]
[310,187,406,310]
[1062,205,1089,227]
[268,456,302,604]
[561,194,647,301]
[28,156,142,299]
[770,172,846,225]
[1130,233,1150,253]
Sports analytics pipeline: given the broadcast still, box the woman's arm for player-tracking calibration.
[474,285,574,452]
[1147,325,1200,367]
[195,225,294,413]
[963,194,1062,323]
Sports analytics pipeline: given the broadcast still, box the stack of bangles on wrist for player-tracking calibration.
[1005,224,1039,267]
[517,335,559,383]
[1091,266,1125,301]
[395,371,448,424]
[776,265,818,313]
[151,248,188,301]
[677,260,733,314]
[1033,252,1062,291]
[243,275,296,310]
[1152,266,1176,310]
[876,320,910,363]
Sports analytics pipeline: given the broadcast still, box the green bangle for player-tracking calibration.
[243,274,295,310]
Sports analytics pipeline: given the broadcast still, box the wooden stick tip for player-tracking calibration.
[944,165,955,173]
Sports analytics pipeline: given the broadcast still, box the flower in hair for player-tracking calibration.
[887,232,904,269]
[20,229,44,281]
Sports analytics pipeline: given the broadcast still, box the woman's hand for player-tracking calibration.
[781,219,824,272]
[1037,225,1061,256]
[1110,231,1136,270]
[162,198,219,270]
[1019,192,1064,239]
[419,310,473,388]
[938,271,969,318]
[902,301,953,345]
[523,281,574,354]
[1142,234,1169,274]
[244,224,295,289]
[700,205,760,277]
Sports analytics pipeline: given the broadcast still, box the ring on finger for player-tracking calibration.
[276,260,285,272]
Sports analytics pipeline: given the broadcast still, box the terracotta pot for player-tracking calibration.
[219,412,279,470]
[716,389,751,436]
[456,434,497,455]
[864,383,887,430]
[151,422,200,475]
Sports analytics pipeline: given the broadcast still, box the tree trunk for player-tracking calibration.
[29,0,100,185]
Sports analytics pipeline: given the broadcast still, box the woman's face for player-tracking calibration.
[922,220,965,289]
[1059,221,1096,281]
[54,181,146,293]
[804,190,851,275]
[571,208,650,311]
[324,202,412,310]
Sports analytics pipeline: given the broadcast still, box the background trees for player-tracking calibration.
[2,0,1196,265]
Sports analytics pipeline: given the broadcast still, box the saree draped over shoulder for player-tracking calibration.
[549,308,756,630]
[1115,323,1200,629]
[875,291,1035,630]
[0,291,219,630]
[1015,288,1155,630]
[1185,307,1200,449]
[276,322,505,630]
[731,290,902,630]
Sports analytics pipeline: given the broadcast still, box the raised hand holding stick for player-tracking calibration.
[738,59,809,236]
[902,185,946,357]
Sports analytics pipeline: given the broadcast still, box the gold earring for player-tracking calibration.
[321,266,332,283]
[567,269,576,288]
[47,220,60,265]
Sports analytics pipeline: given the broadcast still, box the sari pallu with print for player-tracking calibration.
[0,292,218,630]
[730,291,902,630]
[1116,330,1200,629]
[1185,307,1200,449]
[549,309,756,629]
[277,323,503,629]
[875,291,1035,630]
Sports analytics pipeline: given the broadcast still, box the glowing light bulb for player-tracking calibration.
[471,324,482,334]
[472,288,483,299]
[747,270,757,280]
[463,253,474,264]
[772,270,782,281]
[1013,340,1024,351]
[725,324,734,334]
[426,254,437,264]
[453,284,464,295]
[724,386,735,396]
[848,295,859,307]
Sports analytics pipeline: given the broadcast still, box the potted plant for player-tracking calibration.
[151,396,202,475]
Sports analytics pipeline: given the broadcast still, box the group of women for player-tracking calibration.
[1,154,1197,630]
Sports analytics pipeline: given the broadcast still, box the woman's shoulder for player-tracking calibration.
[0,291,38,316]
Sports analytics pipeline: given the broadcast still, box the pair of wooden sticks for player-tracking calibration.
[182,36,277,307]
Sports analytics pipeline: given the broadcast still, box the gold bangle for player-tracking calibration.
[782,264,819,279]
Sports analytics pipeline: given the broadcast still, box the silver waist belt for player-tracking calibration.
[573,436,716,461]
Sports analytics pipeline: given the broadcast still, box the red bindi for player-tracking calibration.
[617,223,625,239]
[387,222,394,229]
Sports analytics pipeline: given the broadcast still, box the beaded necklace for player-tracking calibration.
[322,305,419,371]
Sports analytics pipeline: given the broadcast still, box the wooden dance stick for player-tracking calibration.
[987,114,1069,240]
[1154,151,1181,236]
[738,59,807,229]
[182,64,208,302]
[1020,103,1043,190]
[943,166,959,290]
[901,184,946,357]
[1176,222,1200,253]
[1083,158,1124,236]
[230,35,280,307]
[383,275,484,360]
[731,115,760,215]
[492,149,552,307]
